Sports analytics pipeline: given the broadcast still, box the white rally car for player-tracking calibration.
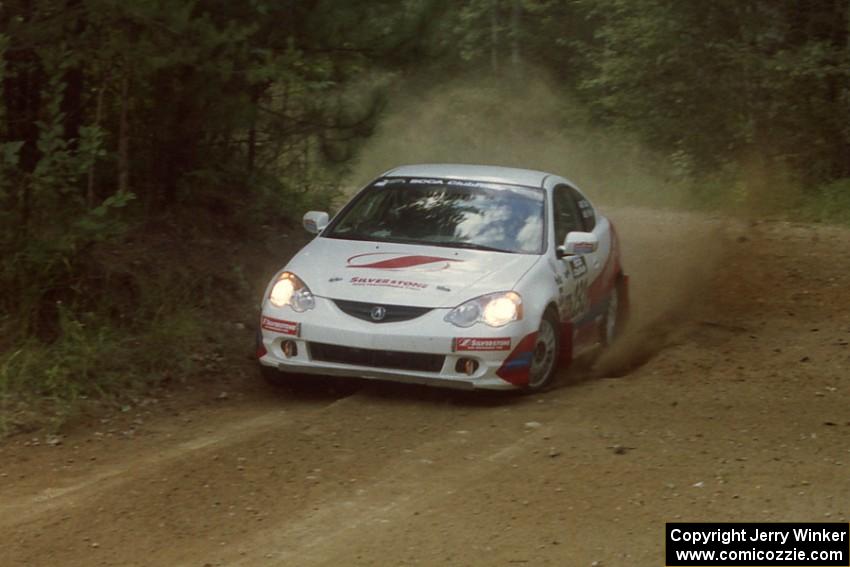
[257,164,628,391]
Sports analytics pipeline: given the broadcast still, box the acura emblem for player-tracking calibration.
[370,305,387,321]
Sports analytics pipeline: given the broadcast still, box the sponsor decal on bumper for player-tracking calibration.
[261,316,300,336]
[453,337,512,352]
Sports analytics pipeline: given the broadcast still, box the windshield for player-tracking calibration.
[323,178,546,254]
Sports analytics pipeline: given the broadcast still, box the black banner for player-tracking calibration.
[666,523,849,566]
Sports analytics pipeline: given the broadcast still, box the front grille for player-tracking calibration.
[332,299,432,323]
[309,343,445,373]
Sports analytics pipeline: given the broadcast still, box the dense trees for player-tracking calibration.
[427,0,850,189]
[580,0,850,190]
[2,0,847,228]
[0,0,436,335]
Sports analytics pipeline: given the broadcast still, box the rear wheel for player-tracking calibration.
[601,282,624,347]
[526,312,560,392]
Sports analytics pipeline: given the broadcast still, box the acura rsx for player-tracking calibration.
[257,164,628,392]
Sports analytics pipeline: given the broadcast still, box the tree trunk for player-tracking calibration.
[61,0,86,149]
[87,79,106,206]
[490,0,499,74]
[118,74,130,195]
[247,84,264,173]
[510,0,521,72]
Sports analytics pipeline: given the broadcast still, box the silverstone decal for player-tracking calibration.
[350,276,428,290]
[569,256,588,278]
[454,337,512,352]
[347,252,460,272]
[261,316,300,336]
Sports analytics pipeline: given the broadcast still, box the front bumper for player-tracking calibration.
[257,297,538,390]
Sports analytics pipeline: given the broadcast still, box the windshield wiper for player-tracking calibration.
[327,233,517,253]
[325,233,414,245]
[324,233,372,241]
[432,241,517,253]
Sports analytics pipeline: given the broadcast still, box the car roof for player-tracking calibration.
[382,163,554,188]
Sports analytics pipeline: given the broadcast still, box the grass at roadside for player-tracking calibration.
[0,208,309,438]
[0,307,208,435]
[799,179,850,226]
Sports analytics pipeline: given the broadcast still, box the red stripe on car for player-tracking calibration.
[495,332,539,386]
[347,253,459,270]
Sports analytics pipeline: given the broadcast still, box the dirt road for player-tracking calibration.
[2,209,849,566]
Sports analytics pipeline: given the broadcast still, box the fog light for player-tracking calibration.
[455,358,479,376]
[282,340,298,358]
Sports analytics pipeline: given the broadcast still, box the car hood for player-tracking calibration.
[284,237,542,308]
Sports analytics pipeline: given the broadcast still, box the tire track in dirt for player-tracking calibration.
[2,388,532,566]
[217,420,559,566]
[0,409,298,530]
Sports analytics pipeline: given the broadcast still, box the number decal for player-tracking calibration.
[570,278,589,319]
[557,270,590,321]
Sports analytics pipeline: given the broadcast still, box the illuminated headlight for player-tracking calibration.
[445,291,523,328]
[268,272,315,312]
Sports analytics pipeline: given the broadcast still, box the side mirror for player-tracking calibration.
[303,211,329,234]
[557,231,598,258]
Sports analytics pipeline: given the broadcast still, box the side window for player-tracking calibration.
[553,185,583,246]
[569,187,596,232]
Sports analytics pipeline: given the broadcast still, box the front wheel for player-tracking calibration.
[525,313,560,392]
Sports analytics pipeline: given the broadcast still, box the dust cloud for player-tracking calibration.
[346,75,677,205]
[592,208,730,377]
[344,75,735,377]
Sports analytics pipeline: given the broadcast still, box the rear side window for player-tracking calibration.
[570,188,596,232]
[553,185,583,245]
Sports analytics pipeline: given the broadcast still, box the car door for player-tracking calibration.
[551,184,591,324]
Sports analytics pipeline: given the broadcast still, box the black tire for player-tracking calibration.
[600,281,624,347]
[524,310,561,392]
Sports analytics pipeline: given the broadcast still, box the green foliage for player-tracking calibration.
[0,304,209,434]
[0,48,131,338]
[576,0,850,189]
[801,178,850,225]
